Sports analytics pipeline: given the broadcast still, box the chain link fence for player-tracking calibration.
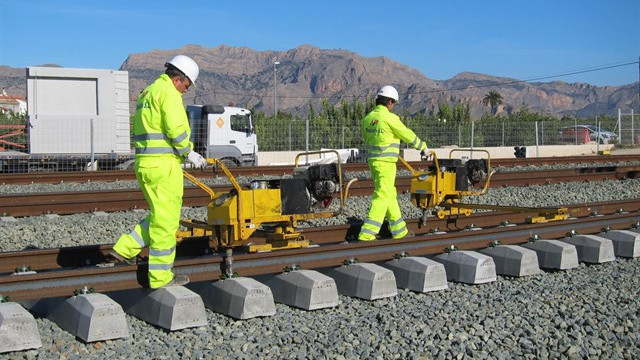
[1,109,638,172]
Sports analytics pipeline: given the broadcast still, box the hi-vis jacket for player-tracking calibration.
[362,104,426,162]
[132,74,193,159]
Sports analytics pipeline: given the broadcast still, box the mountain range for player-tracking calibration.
[1,44,638,118]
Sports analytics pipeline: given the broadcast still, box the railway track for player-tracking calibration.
[1,160,639,357]
[2,198,639,301]
[0,154,638,185]
[1,164,639,217]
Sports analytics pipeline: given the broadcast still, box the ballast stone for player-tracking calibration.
[383,256,448,292]
[0,302,42,353]
[479,244,541,277]
[433,251,497,284]
[522,239,579,270]
[561,235,615,263]
[49,293,128,342]
[327,262,398,300]
[267,269,340,310]
[198,277,276,319]
[598,230,640,258]
[110,286,207,331]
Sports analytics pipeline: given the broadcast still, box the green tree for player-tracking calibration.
[482,91,504,115]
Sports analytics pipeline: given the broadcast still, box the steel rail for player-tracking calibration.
[1,165,640,217]
[1,200,639,301]
[2,198,638,274]
[0,154,637,185]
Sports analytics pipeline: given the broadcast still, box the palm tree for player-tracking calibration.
[482,91,504,115]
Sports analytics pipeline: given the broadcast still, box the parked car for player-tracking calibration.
[559,125,618,144]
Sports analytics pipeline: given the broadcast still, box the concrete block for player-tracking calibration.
[598,230,640,258]
[267,270,339,310]
[479,245,541,277]
[433,251,496,284]
[49,293,128,342]
[561,235,615,263]
[383,256,448,292]
[522,239,579,270]
[327,263,397,300]
[110,286,207,331]
[198,277,276,319]
[0,302,42,353]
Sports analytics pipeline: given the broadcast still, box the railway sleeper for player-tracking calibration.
[5,231,640,352]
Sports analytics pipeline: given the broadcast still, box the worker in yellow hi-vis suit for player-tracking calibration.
[109,55,208,288]
[358,85,427,241]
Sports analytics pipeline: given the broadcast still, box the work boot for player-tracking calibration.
[106,250,137,265]
[158,274,190,288]
[394,231,415,240]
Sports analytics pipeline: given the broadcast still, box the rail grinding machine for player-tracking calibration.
[398,149,568,227]
[179,150,357,252]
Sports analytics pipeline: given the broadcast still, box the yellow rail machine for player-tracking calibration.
[399,149,568,226]
[179,150,357,252]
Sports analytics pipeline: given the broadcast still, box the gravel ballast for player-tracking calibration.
[1,173,640,359]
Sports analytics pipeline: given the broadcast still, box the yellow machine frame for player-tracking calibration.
[178,150,357,252]
[399,149,568,224]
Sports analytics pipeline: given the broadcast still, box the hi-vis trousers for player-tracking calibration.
[358,160,409,241]
[113,156,183,288]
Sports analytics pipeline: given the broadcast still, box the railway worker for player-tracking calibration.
[358,85,427,241]
[108,55,208,288]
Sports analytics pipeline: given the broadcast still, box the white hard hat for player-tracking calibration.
[166,55,199,84]
[377,85,399,102]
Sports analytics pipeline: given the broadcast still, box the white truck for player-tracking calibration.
[186,104,258,166]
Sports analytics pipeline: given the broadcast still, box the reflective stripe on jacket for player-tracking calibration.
[133,74,193,158]
[362,104,426,162]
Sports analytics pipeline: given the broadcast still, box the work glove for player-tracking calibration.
[187,151,208,169]
[420,148,428,157]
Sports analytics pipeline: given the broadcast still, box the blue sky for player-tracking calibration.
[1,0,638,87]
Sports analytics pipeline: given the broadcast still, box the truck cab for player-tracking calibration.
[186,105,258,166]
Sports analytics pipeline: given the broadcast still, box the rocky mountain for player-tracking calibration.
[1,44,638,118]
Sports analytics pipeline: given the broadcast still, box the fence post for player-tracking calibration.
[470,121,475,159]
[618,108,622,142]
[632,109,635,145]
[535,121,539,158]
[305,116,309,164]
[89,118,95,171]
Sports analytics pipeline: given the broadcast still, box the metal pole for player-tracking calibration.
[289,120,292,151]
[535,121,539,158]
[470,121,474,159]
[596,118,600,154]
[90,118,95,171]
[305,116,309,164]
[632,109,635,145]
[273,61,280,117]
[618,108,622,142]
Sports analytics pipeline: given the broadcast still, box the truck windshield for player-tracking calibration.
[230,114,253,133]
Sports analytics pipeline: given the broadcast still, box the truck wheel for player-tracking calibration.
[220,158,239,167]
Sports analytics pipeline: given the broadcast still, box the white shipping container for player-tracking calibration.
[26,67,131,155]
